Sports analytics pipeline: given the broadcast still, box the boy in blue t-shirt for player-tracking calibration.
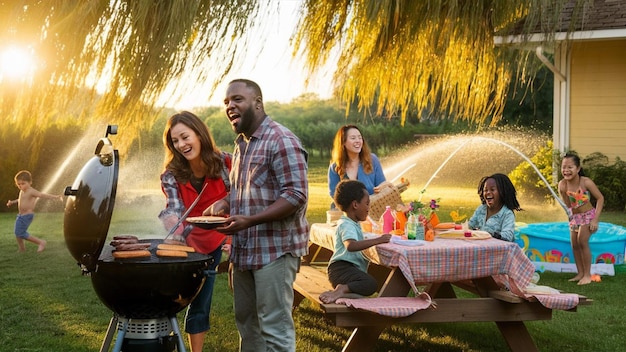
[319,180,391,304]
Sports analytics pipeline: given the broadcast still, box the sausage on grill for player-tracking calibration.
[115,242,152,251]
[113,235,139,241]
[110,239,139,247]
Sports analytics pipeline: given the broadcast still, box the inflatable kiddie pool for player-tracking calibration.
[515,222,626,265]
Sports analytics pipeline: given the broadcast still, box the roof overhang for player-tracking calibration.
[494,28,626,45]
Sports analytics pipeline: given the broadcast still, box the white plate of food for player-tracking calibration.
[186,216,228,230]
[435,229,492,240]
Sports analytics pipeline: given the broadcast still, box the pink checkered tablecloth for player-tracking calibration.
[336,292,434,317]
[368,237,534,295]
[310,223,579,311]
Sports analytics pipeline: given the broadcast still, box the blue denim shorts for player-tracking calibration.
[184,247,222,334]
[14,213,34,239]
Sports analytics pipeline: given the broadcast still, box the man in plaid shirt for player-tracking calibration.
[208,79,308,352]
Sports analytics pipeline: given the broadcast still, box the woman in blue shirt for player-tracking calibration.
[468,173,523,241]
[328,125,386,207]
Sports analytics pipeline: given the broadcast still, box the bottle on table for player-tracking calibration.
[381,206,395,234]
[395,210,407,234]
[414,217,425,240]
[406,214,417,239]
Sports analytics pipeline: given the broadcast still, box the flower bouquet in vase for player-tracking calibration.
[407,198,440,241]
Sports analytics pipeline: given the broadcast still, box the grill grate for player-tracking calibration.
[99,238,210,263]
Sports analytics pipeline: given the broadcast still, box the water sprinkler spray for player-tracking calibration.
[414,136,568,212]
[474,137,567,212]
[418,139,471,201]
[390,163,417,183]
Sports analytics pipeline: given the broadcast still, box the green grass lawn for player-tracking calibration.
[1,172,625,351]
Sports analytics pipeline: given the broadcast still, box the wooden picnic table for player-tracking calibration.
[294,223,590,352]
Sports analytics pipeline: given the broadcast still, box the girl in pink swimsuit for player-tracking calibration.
[558,153,604,285]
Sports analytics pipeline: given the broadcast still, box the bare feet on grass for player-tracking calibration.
[37,240,47,253]
[577,276,592,285]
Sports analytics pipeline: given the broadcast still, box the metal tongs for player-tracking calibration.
[164,183,207,241]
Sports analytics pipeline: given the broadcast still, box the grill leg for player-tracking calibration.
[111,318,128,352]
[170,316,187,352]
[100,315,118,352]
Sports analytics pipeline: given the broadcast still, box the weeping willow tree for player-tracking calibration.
[1,0,592,163]
[0,0,270,158]
[292,0,591,125]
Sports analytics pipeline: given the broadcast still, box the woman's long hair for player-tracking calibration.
[331,125,373,176]
[163,111,222,183]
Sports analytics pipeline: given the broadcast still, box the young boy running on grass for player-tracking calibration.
[7,170,63,253]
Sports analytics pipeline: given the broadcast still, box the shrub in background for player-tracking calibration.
[509,140,556,202]
[509,144,626,212]
[582,153,626,212]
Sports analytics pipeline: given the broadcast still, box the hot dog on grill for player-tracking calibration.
[112,249,151,259]
[157,244,195,253]
[156,249,188,258]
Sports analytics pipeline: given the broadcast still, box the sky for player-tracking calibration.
[0,1,336,109]
[169,0,336,109]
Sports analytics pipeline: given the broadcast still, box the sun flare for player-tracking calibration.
[0,46,36,80]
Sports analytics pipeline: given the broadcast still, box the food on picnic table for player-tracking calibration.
[434,222,456,229]
[156,249,188,258]
[436,229,492,239]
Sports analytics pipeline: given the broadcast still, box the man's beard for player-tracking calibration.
[235,106,256,135]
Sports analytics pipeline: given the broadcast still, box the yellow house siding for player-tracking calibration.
[570,39,626,162]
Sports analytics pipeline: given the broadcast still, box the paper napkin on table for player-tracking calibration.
[390,237,426,246]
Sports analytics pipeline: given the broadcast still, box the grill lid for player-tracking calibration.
[63,125,118,272]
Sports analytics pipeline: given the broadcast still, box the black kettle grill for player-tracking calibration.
[63,125,213,352]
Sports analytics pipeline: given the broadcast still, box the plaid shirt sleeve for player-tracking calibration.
[272,134,308,208]
[158,171,184,220]
[157,170,193,236]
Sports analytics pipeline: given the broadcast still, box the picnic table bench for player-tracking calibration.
[293,264,354,317]
[293,223,592,352]
[293,264,590,326]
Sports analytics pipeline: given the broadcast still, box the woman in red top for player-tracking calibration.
[159,111,231,351]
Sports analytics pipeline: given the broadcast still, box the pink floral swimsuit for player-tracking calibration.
[567,187,596,231]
